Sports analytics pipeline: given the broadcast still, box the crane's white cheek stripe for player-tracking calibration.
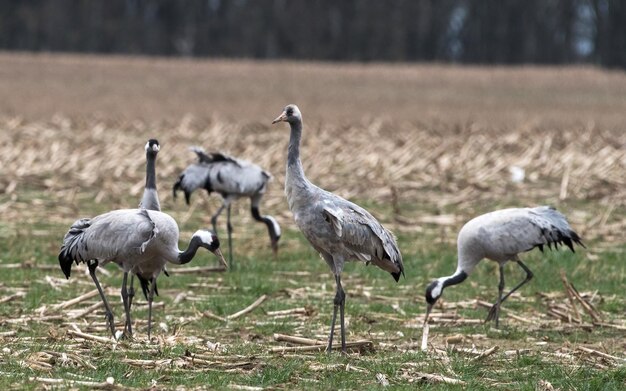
[193,230,213,245]
[144,141,150,151]
[431,281,443,299]
[266,216,281,237]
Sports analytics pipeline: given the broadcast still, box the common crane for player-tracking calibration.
[59,208,226,338]
[173,147,281,268]
[424,206,585,328]
[123,139,162,336]
[272,104,404,353]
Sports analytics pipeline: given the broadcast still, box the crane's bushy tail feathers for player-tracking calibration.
[383,250,404,282]
[539,226,584,253]
[207,152,240,165]
[533,206,585,253]
[137,275,159,301]
[58,218,92,279]
[58,249,73,279]
[190,147,241,167]
[569,230,585,249]
[172,174,192,205]
[190,146,212,163]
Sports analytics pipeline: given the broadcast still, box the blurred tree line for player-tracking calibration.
[1,0,625,68]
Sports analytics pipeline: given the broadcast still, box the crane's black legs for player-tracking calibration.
[327,299,338,352]
[147,278,157,340]
[486,260,534,326]
[494,264,505,328]
[227,205,234,269]
[500,260,534,304]
[121,272,133,337]
[210,204,226,233]
[128,274,135,312]
[327,274,347,354]
[87,260,116,337]
[211,201,235,268]
[339,286,346,353]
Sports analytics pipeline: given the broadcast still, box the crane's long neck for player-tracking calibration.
[430,267,468,302]
[287,120,307,185]
[441,268,468,290]
[145,153,157,190]
[285,119,313,211]
[141,152,161,210]
[251,206,281,242]
[176,237,201,264]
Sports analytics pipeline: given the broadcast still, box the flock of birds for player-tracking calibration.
[58,104,585,352]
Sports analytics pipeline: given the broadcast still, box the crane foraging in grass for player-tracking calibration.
[424,206,585,328]
[272,104,404,354]
[58,208,227,338]
[173,147,281,268]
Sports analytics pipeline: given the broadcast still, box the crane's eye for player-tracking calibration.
[286,110,293,116]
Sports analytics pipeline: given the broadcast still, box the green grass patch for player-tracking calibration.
[0,197,624,390]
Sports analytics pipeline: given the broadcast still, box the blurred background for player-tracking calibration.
[1,0,626,67]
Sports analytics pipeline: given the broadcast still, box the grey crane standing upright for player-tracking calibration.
[123,139,162,335]
[140,139,161,211]
[424,206,585,328]
[59,208,227,338]
[173,147,281,268]
[272,104,404,354]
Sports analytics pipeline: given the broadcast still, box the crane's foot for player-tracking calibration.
[484,304,501,327]
[123,321,133,338]
[121,330,134,340]
[324,343,348,355]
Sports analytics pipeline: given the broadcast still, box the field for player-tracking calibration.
[0,53,625,390]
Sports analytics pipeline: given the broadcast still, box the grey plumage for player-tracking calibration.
[60,209,167,277]
[273,104,403,354]
[173,147,281,267]
[59,208,226,337]
[174,148,270,201]
[425,206,585,327]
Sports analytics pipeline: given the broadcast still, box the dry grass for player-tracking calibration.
[0,107,623,244]
[0,53,625,389]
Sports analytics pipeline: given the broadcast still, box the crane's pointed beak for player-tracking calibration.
[213,248,228,270]
[272,111,288,124]
[424,303,433,326]
[421,303,433,352]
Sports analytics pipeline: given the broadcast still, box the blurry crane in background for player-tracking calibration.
[424,206,585,328]
[173,147,281,268]
[272,104,404,354]
[58,208,226,338]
